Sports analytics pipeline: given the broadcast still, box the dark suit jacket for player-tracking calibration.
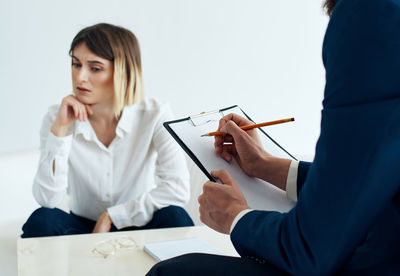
[231,0,400,275]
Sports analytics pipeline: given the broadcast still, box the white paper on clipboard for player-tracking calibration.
[165,105,296,212]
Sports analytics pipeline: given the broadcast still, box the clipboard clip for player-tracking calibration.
[189,109,224,127]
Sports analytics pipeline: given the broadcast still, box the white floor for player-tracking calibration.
[0,221,23,276]
[0,150,41,276]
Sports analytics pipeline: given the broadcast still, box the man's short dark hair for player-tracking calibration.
[324,0,339,16]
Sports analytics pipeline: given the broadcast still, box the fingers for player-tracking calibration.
[219,113,252,129]
[218,114,250,141]
[216,143,237,162]
[215,121,242,163]
[214,134,228,155]
[77,103,84,121]
[214,135,233,148]
[198,177,248,234]
[79,103,87,121]
[198,193,211,227]
[210,170,237,187]
[63,95,91,121]
[75,98,87,121]
[215,114,245,149]
[220,120,247,139]
[53,94,93,136]
[215,113,262,161]
[198,181,215,217]
[70,102,79,120]
[73,102,86,121]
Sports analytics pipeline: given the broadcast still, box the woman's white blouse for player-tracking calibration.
[32,99,190,229]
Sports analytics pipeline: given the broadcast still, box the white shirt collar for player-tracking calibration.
[73,104,137,141]
[117,105,135,135]
[74,120,94,141]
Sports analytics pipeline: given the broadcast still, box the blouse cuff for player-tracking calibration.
[286,160,299,202]
[107,204,130,230]
[45,131,73,156]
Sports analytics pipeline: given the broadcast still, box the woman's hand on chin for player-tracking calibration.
[51,94,93,137]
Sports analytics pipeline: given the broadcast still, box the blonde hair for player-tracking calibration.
[70,23,143,116]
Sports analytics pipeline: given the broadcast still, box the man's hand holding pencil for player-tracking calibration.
[198,113,294,234]
[213,114,293,190]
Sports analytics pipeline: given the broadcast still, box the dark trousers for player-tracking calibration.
[146,253,289,276]
[21,205,194,238]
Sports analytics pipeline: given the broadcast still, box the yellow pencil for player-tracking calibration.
[201,118,295,137]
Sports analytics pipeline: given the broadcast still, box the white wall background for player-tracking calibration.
[0,0,328,156]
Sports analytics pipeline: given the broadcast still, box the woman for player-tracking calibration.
[22,23,193,237]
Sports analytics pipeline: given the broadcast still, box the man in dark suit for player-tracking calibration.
[147,0,400,275]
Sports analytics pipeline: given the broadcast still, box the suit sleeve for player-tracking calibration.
[296,161,311,196]
[230,0,400,274]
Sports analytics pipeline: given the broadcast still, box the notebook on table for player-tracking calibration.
[144,237,222,262]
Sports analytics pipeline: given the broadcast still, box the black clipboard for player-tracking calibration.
[163,105,296,212]
[164,105,296,181]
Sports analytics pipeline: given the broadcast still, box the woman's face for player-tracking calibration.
[71,42,114,106]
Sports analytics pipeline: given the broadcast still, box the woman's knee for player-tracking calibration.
[21,207,65,238]
[152,206,194,228]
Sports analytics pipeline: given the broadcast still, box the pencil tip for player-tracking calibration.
[201,134,208,137]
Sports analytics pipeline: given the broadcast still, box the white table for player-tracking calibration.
[17,226,239,276]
